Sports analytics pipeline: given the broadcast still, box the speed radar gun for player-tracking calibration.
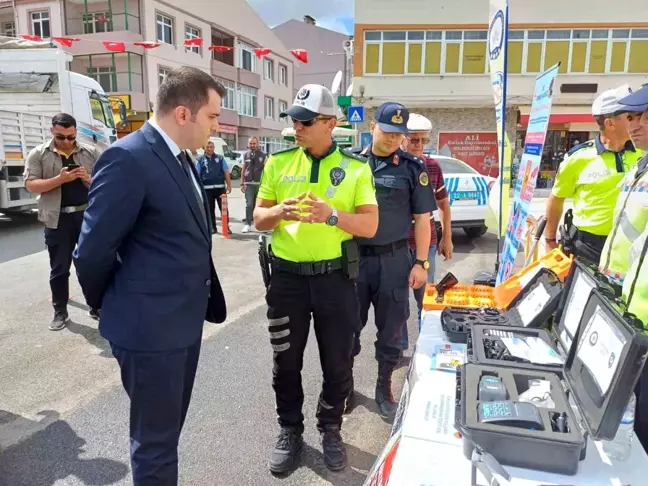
[259,235,272,289]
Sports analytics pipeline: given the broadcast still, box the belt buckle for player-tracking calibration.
[325,262,333,274]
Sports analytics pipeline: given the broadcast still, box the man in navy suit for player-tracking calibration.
[73,67,227,485]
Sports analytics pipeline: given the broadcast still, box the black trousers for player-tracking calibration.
[44,211,85,313]
[266,270,358,433]
[635,363,648,454]
[110,338,202,486]
[353,245,412,369]
[573,228,607,265]
[205,188,226,229]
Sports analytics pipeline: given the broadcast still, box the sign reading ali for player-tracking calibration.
[437,132,500,178]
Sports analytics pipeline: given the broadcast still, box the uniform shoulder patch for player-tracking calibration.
[340,147,368,162]
[567,140,594,157]
[419,171,430,187]
[400,151,426,167]
[271,146,299,157]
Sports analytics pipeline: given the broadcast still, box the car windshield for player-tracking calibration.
[436,158,477,175]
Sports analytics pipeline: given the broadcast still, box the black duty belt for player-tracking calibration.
[359,239,408,256]
[61,204,89,214]
[272,257,342,276]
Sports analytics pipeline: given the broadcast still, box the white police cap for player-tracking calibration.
[592,84,633,116]
[280,84,337,121]
[407,113,432,132]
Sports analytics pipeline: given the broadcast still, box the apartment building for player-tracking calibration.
[353,0,648,180]
[0,0,295,151]
[273,15,353,97]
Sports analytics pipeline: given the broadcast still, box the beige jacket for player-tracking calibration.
[23,138,100,229]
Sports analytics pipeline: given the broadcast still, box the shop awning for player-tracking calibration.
[519,105,594,125]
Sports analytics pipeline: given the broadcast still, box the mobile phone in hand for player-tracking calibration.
[67,163,80,170]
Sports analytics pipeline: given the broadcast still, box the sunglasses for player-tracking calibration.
[408,137,430,144]
[54,134,76,141]
[291,116,333,127]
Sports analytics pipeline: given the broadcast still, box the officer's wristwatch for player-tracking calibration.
[415,259,431,270]
[326,208,339,226]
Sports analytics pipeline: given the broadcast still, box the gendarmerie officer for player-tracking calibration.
[254,84,379,473]
[348,102,436,420]
[23,113,100,330]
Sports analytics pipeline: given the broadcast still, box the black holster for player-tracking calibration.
[558,209,577,256]
[341,239,360,280]
[258,234,272,289]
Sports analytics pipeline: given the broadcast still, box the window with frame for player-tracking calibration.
[279,64,288,85]
[363,27,648,76]
[83,12,111,34]
[264,58,275,81]
[31,11,50,38]
[185,24,201,55]
[88,66,115,92]
[158,66,171,86]
[217,78,236,110]
[156,13,173,45]
[279,100,288,121]
[259,136,292,155]
[264,97,275,119]
[237,84,257,117]
[3,21,15,37]
[238,42,256,72]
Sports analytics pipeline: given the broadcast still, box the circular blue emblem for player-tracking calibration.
[489,11,505,61]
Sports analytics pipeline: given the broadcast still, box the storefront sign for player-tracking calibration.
[437,132,499,177]
[497,63,560,284]
[218,124,238,135]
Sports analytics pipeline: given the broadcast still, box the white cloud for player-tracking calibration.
[248,0,354,32]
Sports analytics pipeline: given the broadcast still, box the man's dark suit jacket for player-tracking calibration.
[73,122,226,351]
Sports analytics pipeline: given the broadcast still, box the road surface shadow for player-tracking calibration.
[0,410,129,486]
[301,442,371,485]
[65,301,112,358]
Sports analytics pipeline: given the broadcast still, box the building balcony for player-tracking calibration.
[63,0,143,52]
[71,52,147,112]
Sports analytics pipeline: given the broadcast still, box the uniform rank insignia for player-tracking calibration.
[330,167,346,186]
[419,172,430,187]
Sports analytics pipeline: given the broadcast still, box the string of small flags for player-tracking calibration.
[11,34,309,63]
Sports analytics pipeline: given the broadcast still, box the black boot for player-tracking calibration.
[344,357,355,415]
[268,426,302,474]
[375,364,398,421]
[320,426,347,471]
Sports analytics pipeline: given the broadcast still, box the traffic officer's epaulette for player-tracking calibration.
[270,146,299,157]
[567,140,594,157]
[341,147,369,162]
[400,150,426,167]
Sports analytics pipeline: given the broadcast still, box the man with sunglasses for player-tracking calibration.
[254,84,378,474]
[348,102,436,422]
[24,113,100,330]
[544,85,642,264]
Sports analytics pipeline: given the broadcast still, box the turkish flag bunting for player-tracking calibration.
[134,41,160,49]
[209,45,232,53]
[103,41,126,52]
[21,34,42,41]
[254,48,272,58]
[291,49,308,64]
[52,37,80,47]
[184,38,203,47]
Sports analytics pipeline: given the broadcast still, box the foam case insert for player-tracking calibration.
[441,307,510,344]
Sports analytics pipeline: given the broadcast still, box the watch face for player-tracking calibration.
[328,216,339,226]
[423,260,430,270]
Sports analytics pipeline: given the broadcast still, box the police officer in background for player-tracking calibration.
[544,85,642,263]
[241,137,267,233]
[23,113,100,330]
[349,102,436,421]
[254,84,378,473]
[196,140,231,234]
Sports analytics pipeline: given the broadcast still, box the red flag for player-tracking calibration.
[209,45,232,53]
[184,38,203,47]
[52,37,80,47]
[291,49,308,64]
[134,41,160,49]
[21,34,42,41]
[103,41,126,52]
[254,48,271,58]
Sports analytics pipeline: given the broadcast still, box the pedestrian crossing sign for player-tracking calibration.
[348,106,364,124]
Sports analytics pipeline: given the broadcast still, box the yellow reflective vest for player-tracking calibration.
[623,228,648,327]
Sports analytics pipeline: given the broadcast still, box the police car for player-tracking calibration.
[433,155,495,238]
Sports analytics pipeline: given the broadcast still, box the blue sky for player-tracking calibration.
[248,0,354,35]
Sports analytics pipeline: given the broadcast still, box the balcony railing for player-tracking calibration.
[65,12,141,36]
[72,52,144,93]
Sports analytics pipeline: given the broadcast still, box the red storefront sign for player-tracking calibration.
[218,124,238,135]
[437,131,500,178]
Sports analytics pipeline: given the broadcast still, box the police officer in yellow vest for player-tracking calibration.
[254,84,378,474]
[599,84,648,452]
[545,85,643,264]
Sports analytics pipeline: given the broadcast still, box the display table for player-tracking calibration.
[365,310,648,486]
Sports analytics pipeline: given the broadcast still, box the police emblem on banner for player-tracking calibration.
[488,10,505,60]
[330,167,346,187]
